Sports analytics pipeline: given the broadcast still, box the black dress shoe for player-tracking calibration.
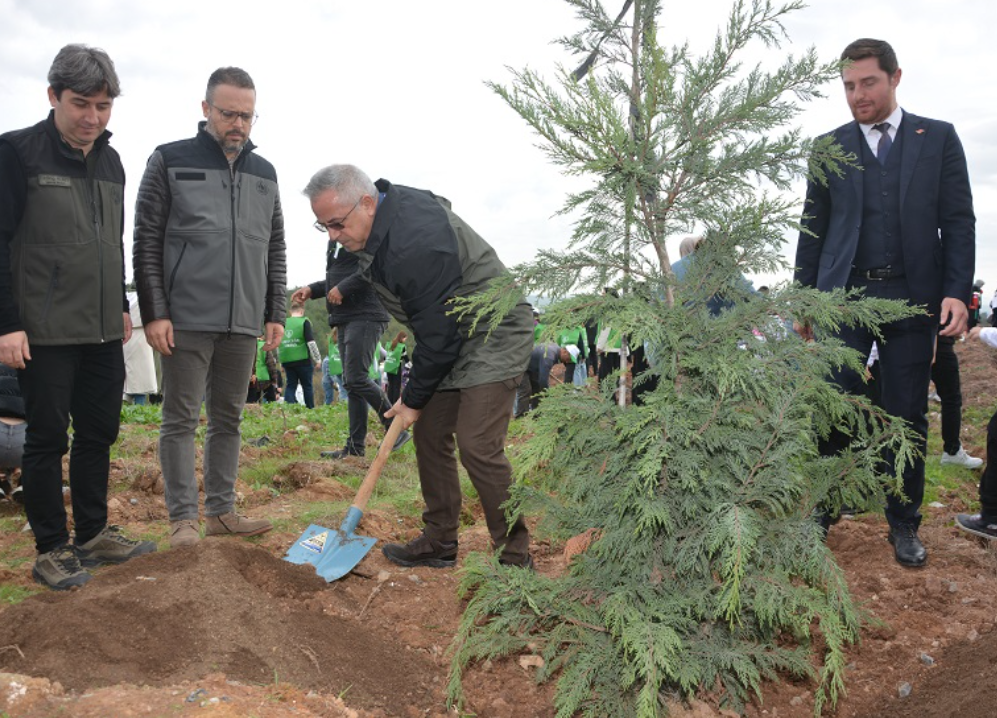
[888,525,927,567]
[382,533,458,568]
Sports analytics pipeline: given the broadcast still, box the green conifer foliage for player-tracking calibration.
[449,1,919,716]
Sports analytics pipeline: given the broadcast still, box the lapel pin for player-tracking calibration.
[916,129,926,134]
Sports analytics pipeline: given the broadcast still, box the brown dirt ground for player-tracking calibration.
[1,340,997,717]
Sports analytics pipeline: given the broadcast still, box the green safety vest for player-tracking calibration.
[255,340,270,382]
[278,316,309,363]
[556,326,587,358]
[384,342,405,374]
[327,337,343,375]
[533,321,545,342]
[369,343,383,380]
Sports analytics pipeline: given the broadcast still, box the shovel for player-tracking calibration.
[284,416,405,581]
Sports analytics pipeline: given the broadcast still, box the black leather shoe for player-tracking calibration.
[888,525,927,567]
[500,553,535,571]
[382,533,458,568]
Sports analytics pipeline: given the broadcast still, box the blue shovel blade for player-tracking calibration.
[284,509,377,582]
[284,523,334,566]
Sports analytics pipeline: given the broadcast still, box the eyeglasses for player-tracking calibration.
[313,199,360,232]
[209,103,258,126]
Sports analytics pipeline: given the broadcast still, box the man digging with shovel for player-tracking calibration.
[303,164,534,569]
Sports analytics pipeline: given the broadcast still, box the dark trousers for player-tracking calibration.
[630,344,658,406]
[979,412,997,518]
[598,351,620,385]
[821,278,935,528]
[18,342,124,553]
[386,371,402,406]
[412,376,530,564]
[283,362,315,408]
[598,351,622,403]
[513,372,531,418]
[526,370,545,412]
[931,337,962,455]
[585,323,599,375]
[339,320,390,452]
[563,361,576,387]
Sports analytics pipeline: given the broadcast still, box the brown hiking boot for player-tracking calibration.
[75,525,157,567]
[170,519,200,548]
[33,544,91,591]
[205,512,272,538]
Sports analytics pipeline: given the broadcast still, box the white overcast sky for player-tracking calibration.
[2,0,995,295]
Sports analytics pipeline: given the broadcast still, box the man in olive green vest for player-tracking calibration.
[0,45,156,590]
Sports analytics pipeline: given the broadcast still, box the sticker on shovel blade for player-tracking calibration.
[301,530,329,554]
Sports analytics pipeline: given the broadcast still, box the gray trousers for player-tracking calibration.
[159,331,256,521]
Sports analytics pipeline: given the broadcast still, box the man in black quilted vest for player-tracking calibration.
[133,67,287,550]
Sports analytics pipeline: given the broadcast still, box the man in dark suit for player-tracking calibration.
[795,38,975,567]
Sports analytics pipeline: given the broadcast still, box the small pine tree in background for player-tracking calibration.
[448,0,921,716]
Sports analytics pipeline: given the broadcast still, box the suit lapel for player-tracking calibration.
[842,122,864,204]
[898,111,924,210]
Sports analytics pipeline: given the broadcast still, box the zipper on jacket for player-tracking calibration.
[84,152,106,342]
[168,242,189,299]
[227,161,238,335]
[40,264,61,325]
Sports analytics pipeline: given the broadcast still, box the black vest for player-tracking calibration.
[854,128,904,272]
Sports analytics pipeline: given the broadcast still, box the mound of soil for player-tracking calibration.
[0,541,438,714]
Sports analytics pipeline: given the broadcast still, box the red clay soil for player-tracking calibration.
[0,541,438,713]
[0,339,996,717]
[0,510,556,718]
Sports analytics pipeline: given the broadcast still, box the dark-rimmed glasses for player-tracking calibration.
[313,199,360,233]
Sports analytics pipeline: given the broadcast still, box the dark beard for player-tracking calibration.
[221,134,246,158]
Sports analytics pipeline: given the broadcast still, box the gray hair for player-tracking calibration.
[302,164,377,204]
[48,44,121,99]
[678,235,703,258]
[206,67,255,103]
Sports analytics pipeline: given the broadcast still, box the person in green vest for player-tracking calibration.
[249,336,280,403]
[532,308,544,342]
[321,328,347,404]
[555,325,588,386]
[278,302,320,408]
[382,331,408,405]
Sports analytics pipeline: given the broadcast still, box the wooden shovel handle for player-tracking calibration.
[352,416,405,513]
